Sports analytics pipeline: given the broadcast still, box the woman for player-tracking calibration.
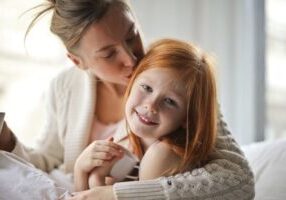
[0,0,254,199]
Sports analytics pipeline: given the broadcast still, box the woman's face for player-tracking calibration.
[125,68,187,144]
[70,4,144,86]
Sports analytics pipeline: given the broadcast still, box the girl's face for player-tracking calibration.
[69,4,144,86]
[125,68,187,144]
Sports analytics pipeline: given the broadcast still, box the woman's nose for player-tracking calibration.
[122,44,137,67]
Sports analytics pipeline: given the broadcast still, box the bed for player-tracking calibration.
[242,139,286,200]
[1,139,285,200]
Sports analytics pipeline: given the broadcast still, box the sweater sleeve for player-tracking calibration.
[12,71,66,172]
[113,112,255,200]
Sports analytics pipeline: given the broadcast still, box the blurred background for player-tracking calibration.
[0,0,285,147]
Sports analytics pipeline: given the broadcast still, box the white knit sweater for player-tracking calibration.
[12,67,254,199]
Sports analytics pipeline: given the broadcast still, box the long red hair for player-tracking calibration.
[125,39,218,175]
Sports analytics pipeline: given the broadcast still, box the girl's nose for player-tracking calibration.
[144,102,158,114]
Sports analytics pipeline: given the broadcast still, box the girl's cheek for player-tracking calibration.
[130,88,144,102]
[126,90,141,111]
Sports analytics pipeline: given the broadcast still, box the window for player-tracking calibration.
[0,0,68,147]
[266,0,286,140]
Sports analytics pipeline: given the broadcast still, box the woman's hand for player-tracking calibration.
[0,121,16,152]
[67,186,115,200]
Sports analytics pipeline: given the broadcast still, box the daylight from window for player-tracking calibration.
[266,0,286,140]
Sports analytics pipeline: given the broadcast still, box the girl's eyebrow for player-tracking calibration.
[139,76,185,99]
[95,23,135,53]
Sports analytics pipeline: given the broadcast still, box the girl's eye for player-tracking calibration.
[140,84,153,93]
[164,98,177,107]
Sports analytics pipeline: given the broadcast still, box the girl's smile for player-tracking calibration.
[134,109,159,126]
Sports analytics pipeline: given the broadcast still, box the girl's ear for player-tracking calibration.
[67,52,88,70]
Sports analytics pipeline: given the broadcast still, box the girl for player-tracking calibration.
[126,38,217,180]
[75,38,218,188]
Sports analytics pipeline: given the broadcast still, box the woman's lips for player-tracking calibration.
[135,110,158,126]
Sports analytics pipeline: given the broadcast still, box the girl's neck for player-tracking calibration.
[140,137,158,151]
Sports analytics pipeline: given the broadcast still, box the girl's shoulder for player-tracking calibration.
[139,141,181,180]
[145,141,176,157]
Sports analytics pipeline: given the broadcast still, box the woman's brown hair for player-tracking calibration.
[125,38,218,175]
[25,0,131,53]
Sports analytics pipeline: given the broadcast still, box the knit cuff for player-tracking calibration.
[113,179,166,200]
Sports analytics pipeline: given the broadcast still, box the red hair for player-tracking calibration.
[125,39,217,175]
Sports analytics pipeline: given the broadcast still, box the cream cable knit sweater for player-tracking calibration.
[12,67,254,199]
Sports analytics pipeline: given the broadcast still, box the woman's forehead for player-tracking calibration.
[79,4,135,52]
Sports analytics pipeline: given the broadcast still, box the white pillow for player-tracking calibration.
[242,139,286,200]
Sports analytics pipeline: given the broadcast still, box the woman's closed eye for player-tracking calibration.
[101,49,117,59]
[140,84,153,93]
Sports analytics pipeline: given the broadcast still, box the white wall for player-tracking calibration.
[131,0,265,144]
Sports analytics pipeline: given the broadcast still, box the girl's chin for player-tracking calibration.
[129,126,143,137]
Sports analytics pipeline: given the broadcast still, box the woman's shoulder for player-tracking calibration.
[50,66,92,93]
[52,67,84,86]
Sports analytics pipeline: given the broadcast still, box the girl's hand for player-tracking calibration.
[74,138,123,191]
[88,154,121,187]
[75,139,123,174]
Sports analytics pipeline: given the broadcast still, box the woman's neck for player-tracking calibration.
[95,82,126,124]
[100,81,126,97]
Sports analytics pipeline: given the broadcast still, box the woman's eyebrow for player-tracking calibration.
[95,44,114,53]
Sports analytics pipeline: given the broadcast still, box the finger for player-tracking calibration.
[92,140,121,150]
[90,159,112,168]
[93,145,123,157]
[92,152,113,161]
[105,176,116,185]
